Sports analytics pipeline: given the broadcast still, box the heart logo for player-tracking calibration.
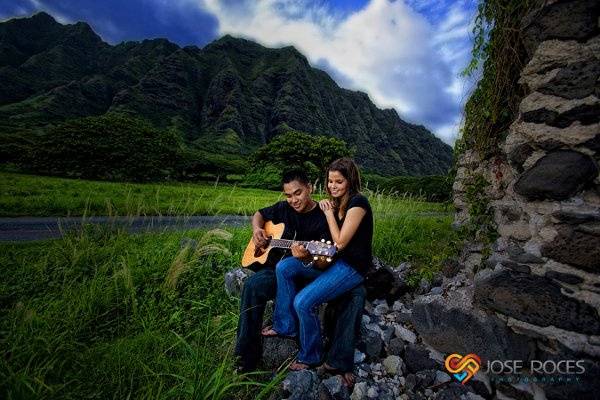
[445,353,481,385]
[453,371,468,382]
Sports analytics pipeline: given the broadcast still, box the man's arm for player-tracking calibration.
[251,211,269,248]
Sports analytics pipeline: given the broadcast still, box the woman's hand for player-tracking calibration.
[319,199,334,215]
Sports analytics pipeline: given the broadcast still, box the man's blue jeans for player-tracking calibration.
[235,266,366,372]
[273,257,364,366]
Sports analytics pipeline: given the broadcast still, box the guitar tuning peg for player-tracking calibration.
[321,239,325,243]
[326,257,332,262]
[326,240,331,245]
[313,256,318,260]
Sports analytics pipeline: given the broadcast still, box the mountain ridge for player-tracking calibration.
[0,12,453,176]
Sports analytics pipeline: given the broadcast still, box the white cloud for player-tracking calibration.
[199,0,475,145]
[436,119,462,146]
[28,0,73,24]
[90,17,123,44]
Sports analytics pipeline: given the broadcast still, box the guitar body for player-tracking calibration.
[241,221,285,267]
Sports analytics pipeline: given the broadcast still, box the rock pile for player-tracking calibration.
[266,293,493,400]
[226,260,494,400]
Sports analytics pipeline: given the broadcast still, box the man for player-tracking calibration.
[235,169,366,385]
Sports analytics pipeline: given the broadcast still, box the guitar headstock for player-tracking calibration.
[306,239,337,263]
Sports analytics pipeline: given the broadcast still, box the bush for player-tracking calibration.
[176,148,248,181]
[362,173,391,192]
[381,175,452,202]
[26,113,183,181]
[240,164,282,191]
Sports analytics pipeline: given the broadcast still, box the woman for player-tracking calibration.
[262,158,373,372]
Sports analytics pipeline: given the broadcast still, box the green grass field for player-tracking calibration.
[0,172,450,217]
[0,172,458,399]
[0,172,281,217]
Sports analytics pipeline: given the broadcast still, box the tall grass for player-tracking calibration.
[0,226,266,399]
[1,173,458,398]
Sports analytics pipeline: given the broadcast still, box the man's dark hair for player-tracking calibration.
[281,169,310,186]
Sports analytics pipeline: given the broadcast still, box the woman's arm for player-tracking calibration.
[319,200,366,251]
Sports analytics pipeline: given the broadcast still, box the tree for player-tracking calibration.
[251,130,354,183]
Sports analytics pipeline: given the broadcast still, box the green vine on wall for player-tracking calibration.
[453,0,540,262]
[463,173,498,261]
[457,0,539,160]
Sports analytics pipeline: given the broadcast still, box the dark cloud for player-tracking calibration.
[0,2,37,20]
[372,50,460,132]
[1,0,219,46]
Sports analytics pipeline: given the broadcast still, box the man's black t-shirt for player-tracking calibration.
[334,194,373,276]
[256,201,331,268]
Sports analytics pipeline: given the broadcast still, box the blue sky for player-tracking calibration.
[2,0,479,145]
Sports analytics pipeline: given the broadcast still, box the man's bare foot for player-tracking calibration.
[261,325,279,337]
[341,372,355,388]
[289,361,310,371]
[319,363,354,388]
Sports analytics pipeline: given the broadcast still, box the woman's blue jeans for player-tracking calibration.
[273,256,364,365]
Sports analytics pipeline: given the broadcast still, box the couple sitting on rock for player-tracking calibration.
[235,158,373,386]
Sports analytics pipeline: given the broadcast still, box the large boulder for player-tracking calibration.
[403,344,438,373]
[364,257,410,302]
[541,225,600,273]
[521,0,599,57]
[520,92,600,129]
[520,39,600,99]
[412,277,532,362]
[358,322,384,359]
[536,341,600,400]
[319,375,350,400]
[281,370,321,400]
[261,336,299,369]
[474,268,600,335]
[224,267,253,297]
[514,150,598,201]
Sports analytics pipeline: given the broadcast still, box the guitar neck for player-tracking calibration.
[269,238,310,249]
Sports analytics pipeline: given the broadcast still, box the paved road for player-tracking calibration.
[0,211,451,242]
[0,215,251,242]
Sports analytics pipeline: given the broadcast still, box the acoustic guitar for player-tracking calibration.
[241,221,337,267]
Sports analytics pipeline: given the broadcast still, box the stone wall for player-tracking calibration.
[415,1,600,399]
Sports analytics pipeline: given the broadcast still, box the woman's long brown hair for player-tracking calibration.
[326,158,362,219]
